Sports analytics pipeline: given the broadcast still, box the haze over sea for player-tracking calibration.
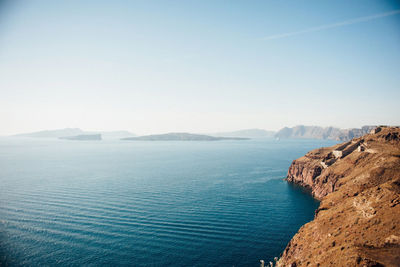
[0,138,336,266]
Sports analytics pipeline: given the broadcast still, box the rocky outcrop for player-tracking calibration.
[278,127,400,266]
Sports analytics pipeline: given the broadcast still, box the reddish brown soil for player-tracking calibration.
[278,127,400,267]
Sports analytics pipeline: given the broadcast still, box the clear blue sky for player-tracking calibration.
[0,0,399,135]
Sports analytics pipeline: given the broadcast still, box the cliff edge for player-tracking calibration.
[278,126,400,267]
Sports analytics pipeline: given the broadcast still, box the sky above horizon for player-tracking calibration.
[0,0,399,135]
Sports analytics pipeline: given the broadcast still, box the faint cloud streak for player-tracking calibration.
[262,9,400,40]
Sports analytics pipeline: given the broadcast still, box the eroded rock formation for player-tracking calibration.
[274,125,377,141]
[278,126,400,267]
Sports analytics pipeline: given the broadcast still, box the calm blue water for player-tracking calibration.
[0,138,336,266]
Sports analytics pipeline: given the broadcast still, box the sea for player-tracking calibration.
[0,137,337,266]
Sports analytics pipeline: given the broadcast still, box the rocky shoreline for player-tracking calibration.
[277,127,400,266]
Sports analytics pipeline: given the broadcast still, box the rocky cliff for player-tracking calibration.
[278,126,400,267]
[274,125,376,141]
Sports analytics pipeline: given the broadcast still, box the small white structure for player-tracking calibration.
[332,150,343,158]
[320,161,328,169]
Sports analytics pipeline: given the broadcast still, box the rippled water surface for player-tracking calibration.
[0,138,336,266]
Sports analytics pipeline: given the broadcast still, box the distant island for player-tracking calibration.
[209,128,275,138]
[121,132,249,141]
[59,134,102,141]
[10,126,386,142]
[14,128,85,138]
[274,125,377,141]
[13,128,136,140]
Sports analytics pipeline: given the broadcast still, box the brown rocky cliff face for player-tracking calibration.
[278,127,400,267]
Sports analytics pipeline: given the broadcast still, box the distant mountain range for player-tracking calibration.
[14,128,136,140]
[274,125,377,141]
[11,126,380,142]
[121,133,249,141]
[210,126,378,141]
[14,128,85,138]
[209,128,275,138]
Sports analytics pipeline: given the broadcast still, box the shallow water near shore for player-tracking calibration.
[0,137,336,266]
